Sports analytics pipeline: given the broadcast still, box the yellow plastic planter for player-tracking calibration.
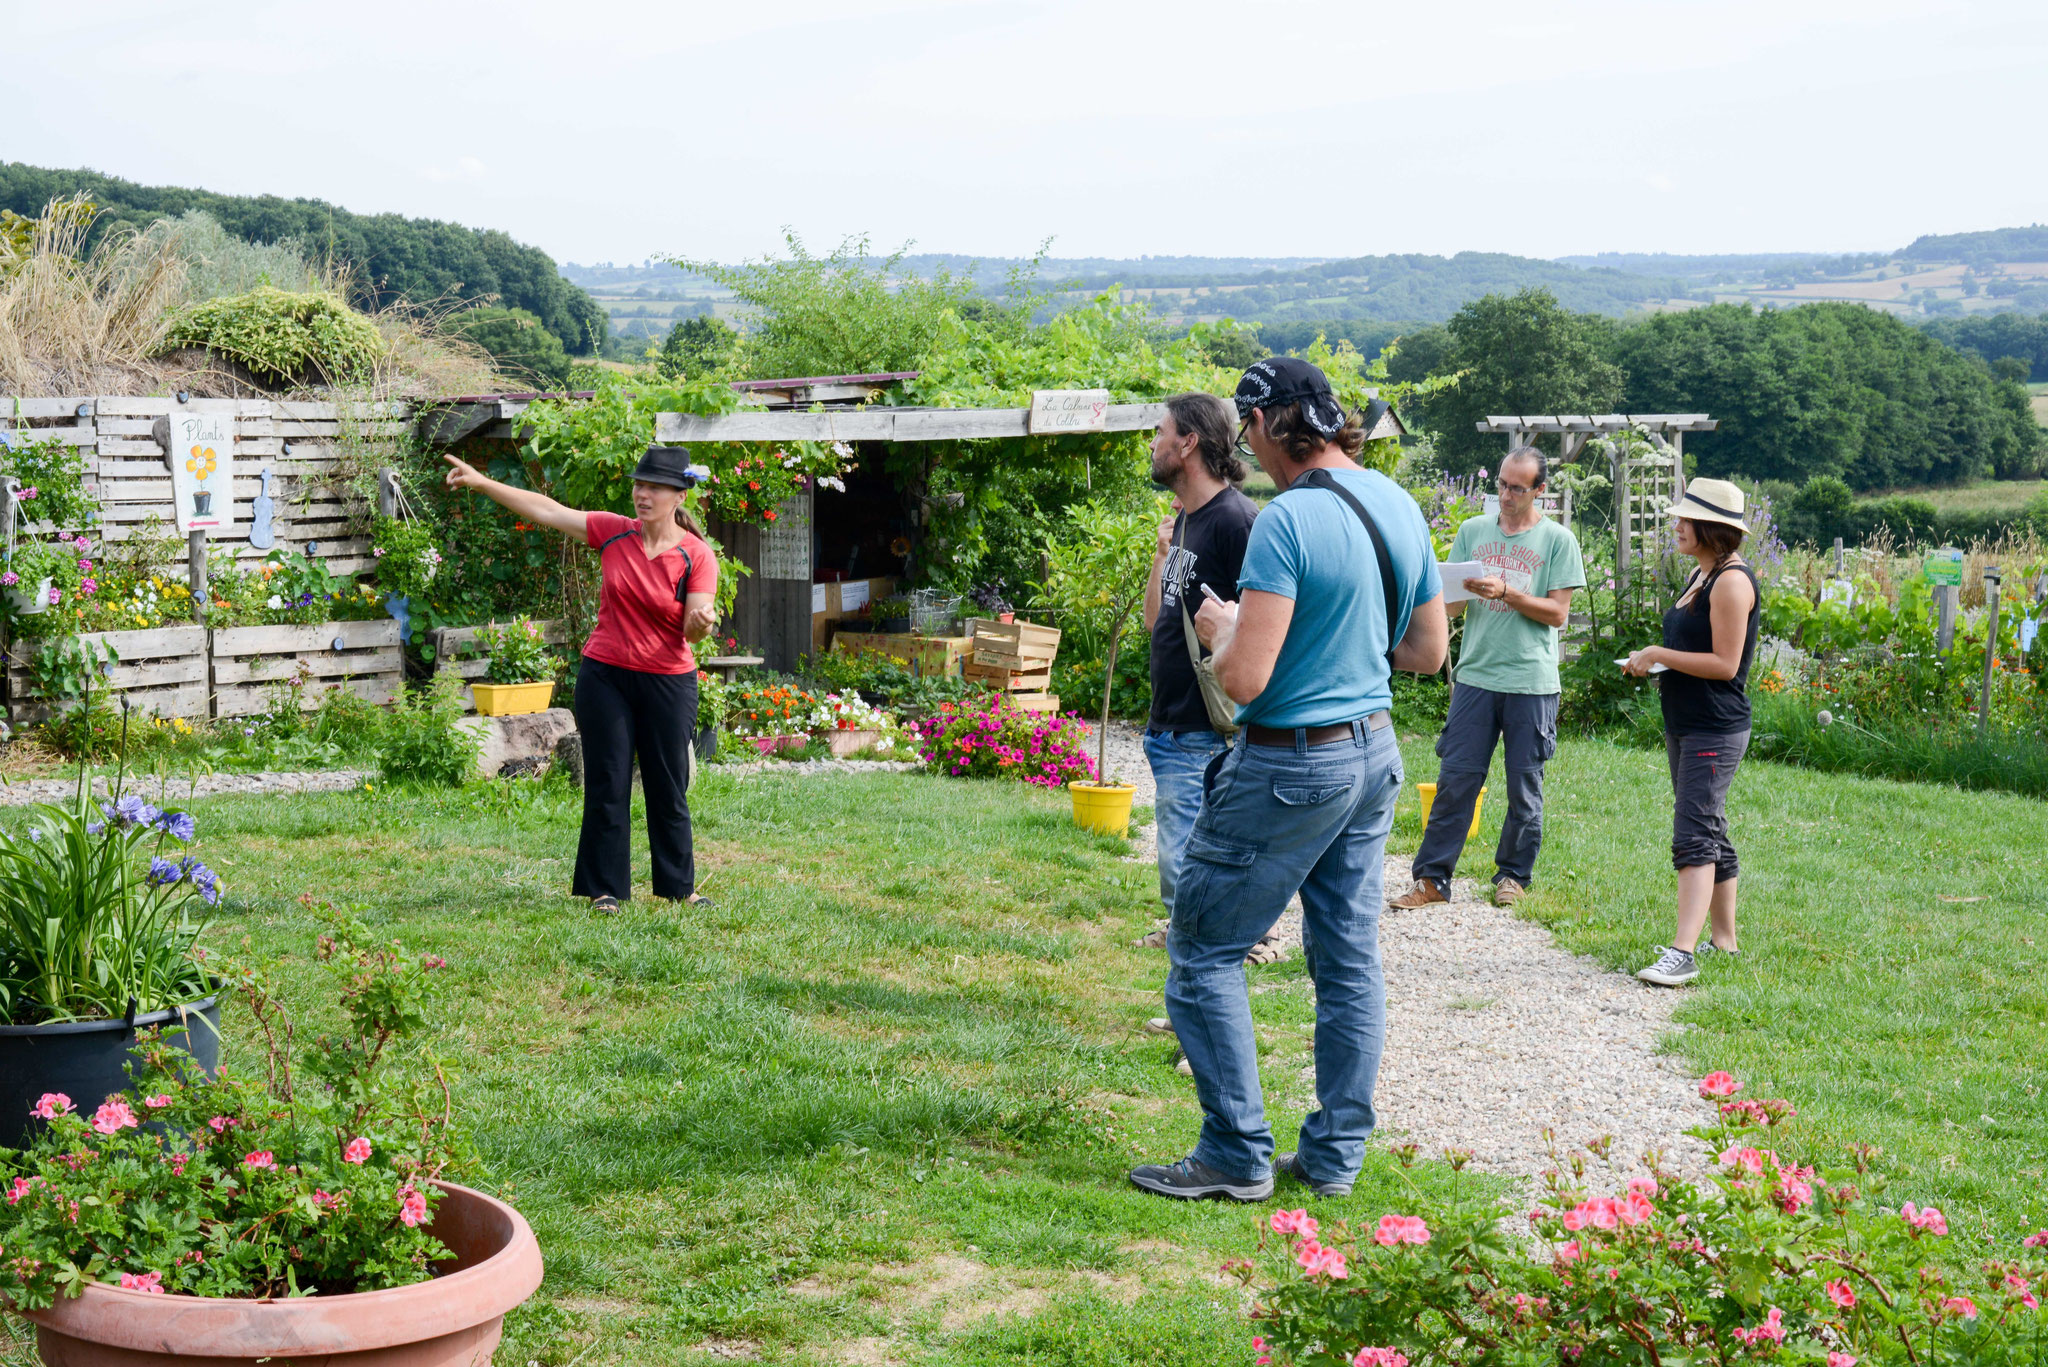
[471,681,557,716]
[1415,782,1488,839]
[1070,782,1137,837]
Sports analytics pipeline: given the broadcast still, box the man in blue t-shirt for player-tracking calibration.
[1129,358,1446,1204]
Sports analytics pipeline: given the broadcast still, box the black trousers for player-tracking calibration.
[572,657,699,901]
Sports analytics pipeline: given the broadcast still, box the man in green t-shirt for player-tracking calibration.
[1391,446,1585,909]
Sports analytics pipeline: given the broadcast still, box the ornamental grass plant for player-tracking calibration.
[0,917,466,1304]
[1245,1071,2048,1366]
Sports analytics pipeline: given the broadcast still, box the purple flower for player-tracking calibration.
[146,856,182,887]
[85,821,104,836]
[178,857,220,906]
[0,572,15,588]
[153,810,197,843]
[46,587,60,606]
[105,795,160,829]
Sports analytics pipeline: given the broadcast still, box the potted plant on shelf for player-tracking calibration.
[0,537,64,618]
[371,514,443,644]
[871,595,913,634]
[726,683,815,755]
[0,916,543,1367]
[469,618,561,716]
[1040,498,1167,837]
[0,710,222,1150]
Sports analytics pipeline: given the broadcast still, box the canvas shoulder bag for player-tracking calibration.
[1173,516,1241,738]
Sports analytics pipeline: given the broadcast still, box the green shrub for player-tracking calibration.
[166,286,384,385]
[473,618,560,685]
[310,687,386,756]
[378,676,478,787]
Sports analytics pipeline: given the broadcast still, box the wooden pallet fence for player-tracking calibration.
[4,626,210,726]
[0,398,404,577]
[209,620,403,717]
[426,620,569,711]
[963,617,1061,712]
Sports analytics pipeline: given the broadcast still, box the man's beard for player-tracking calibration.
[1149,450,1178,485]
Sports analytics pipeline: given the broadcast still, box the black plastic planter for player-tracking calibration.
[0,995,221,1149]
[693,724,719,762]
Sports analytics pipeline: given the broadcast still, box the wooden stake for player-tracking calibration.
[1979,566,2001,734]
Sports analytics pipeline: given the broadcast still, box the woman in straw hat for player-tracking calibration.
[1621,479,1761,987]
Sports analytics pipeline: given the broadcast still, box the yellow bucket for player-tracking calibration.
[1415,782,1487,839]
[1070,782,1137,837]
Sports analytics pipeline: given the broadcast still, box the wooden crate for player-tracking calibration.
[830,631,975,677]
[210,620,403,717]
[4,626,209,725]
[427,620,570,712]
[1009,692,1061,714]
[965,618,1061,697]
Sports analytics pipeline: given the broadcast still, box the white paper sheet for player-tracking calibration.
[1615,657,1669,674]
[1437,561,1489,604]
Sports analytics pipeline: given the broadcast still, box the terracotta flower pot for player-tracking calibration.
[823,728,880,758]
[749,734,806,755]
[22,1180,543,1367]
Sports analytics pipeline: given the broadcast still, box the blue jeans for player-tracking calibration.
[1165,721,1404,1184]
[1143,727,1229,906]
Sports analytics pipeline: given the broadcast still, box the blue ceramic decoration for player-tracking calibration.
[249,468,276,549]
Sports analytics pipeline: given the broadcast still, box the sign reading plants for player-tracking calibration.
[1028,389,1110,435]
[169,401,236,535]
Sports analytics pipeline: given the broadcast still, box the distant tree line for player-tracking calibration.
[0,162,608,358]
[1360,291,2043,493]
[1918,312,2048,381]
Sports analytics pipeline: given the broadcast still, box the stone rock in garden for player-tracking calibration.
[455,707,578,781]
[553,732,584,786]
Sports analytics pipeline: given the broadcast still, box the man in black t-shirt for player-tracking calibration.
[1142,392,1260,911]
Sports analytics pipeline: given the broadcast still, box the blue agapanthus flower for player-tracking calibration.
[85,820,104,836]
[179,857,221,906]
[146,856,182,886]
[153,809,197,843]
[103,795,160,829]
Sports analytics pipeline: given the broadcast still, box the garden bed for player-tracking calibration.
[3,625,209,725]
[209,619,404,717]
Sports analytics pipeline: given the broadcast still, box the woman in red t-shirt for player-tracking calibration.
[443,445,719,913]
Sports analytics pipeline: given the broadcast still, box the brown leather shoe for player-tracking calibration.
[1387,878,1447,910]
[1492,878,1526,908]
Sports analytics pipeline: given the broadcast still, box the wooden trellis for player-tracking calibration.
[1474,414,1716,588]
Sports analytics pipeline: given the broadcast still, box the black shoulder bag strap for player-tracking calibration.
[1295,468,1400,667]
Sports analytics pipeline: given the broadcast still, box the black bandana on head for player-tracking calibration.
[1233,357,1347,437]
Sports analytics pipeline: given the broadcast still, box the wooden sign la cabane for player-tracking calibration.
[1028,389,1110,435]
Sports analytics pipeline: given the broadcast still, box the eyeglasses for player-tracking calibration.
[1497,480,1540,497]
[1236,419,1255,459]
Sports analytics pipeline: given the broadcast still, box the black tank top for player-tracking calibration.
[1660,561,1760,734]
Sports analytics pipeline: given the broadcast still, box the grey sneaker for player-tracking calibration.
[1695,940,1738,960]
[1128,1156,1273,1202]
[1276,1151,1352,1198]
[1635,946,1698,986]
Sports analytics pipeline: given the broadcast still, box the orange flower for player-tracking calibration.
[764,510,778,522]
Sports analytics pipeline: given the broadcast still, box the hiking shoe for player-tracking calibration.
[1492,878,1526,908]
[1635,946,1698,987]
[1128,1155,1272,1202]
[1133,921,1169,949]
[1245,933,1286,966]
[1388,878,1447,910]
[1276,1151,1353,1198]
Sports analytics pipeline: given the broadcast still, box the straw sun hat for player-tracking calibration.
[1666,478,1749,533]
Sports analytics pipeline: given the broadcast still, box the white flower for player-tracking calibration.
[266,595,284,610]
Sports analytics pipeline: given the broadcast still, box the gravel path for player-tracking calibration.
[0,769,374,807]
[1099,720,1713,1181]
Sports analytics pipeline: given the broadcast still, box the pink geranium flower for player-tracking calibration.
[1252,1334,1271,1367]
[91,1098,139,1134]
[1269,1208,1317,1239]
[207,1115,236,1134]
[1827,1354,1858,1367]
[1373,1214,1431,1246]
[2024,1230,2048,1248]
[1901,1202,1948,1236]
[8,1175,43,1204]
[1353,1350,1409,1367]
[397,1183,428,1228]
[343,1136,372,1164]
[242,1150,275,1170]
[1825,1279,1857,1308]
[1698,1071,1742,1098]
[118,1270,165,1295]
[1940,1296,1978,1318]
[143,1094,172,1110]
[31,1092,73,1120]
[1293,1238,1348,1279]
[1556,1239,1582,1263]
[1732,1307,1787,1347]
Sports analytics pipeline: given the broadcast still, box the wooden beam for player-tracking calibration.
[653,402,1168,445]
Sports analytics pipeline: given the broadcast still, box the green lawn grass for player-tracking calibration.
[3,744,2042,1363]
[1861,475,2045,512]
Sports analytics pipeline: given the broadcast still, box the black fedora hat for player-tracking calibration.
[633,446,708,489]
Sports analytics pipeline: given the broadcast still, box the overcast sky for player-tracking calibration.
[10,0,2046,267]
